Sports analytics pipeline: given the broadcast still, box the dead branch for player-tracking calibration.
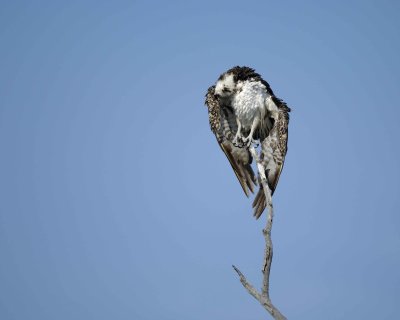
[232,146,286,320]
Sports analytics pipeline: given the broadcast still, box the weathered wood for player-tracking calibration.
[233,146,286,320]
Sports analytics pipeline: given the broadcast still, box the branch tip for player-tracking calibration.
[232,265,243,277]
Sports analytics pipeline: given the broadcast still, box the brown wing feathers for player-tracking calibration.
[252,99,290,219]
[205,86,257,197]
[218,143,255,197]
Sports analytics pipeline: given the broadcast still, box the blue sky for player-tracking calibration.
[1,1,399,319]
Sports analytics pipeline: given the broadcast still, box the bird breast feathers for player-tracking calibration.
[233,81,268,128]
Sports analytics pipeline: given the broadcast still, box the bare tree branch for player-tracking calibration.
[232,146,286,320]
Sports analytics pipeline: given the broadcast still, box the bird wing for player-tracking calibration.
[205,86,257,197]
[253,97,290,218]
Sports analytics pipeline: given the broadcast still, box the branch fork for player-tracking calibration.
[232,146,286,320]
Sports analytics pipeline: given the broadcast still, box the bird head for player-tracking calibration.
[214,72,236,101]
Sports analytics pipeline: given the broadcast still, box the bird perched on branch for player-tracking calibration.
[205,66,291,218]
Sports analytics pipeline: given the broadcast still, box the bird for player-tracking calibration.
[205,66,291,219]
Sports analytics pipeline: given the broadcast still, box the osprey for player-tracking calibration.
[205,66,291,218]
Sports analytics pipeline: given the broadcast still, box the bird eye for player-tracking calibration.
[222,88,230,93]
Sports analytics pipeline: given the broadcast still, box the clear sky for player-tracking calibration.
[1,1,399,319]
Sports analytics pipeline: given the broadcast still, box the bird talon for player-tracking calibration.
[242,136,255,147]
[233,141,244,148]
[232,134,244,147]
